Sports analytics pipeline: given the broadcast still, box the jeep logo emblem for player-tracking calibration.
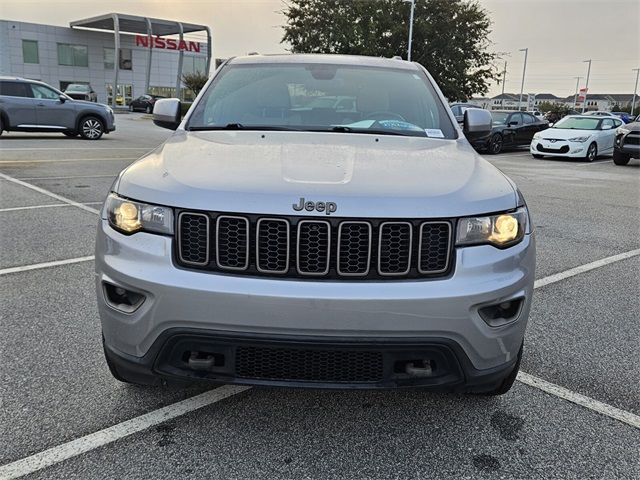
[292,197,337,215]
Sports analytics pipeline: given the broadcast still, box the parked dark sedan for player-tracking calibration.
[471,111,549,154]
[129,94,165,113]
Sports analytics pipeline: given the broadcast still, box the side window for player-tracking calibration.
[601,119,614,129]
[30,84,60,100]
[523,113,535,124]
[509,113,523,126]
[0,81,32,97]
[450,105,460,116]
[613,119,622,127]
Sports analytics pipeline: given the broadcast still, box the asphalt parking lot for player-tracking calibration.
[1,115,639,479]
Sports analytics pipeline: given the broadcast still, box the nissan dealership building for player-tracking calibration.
[0,13,212,107]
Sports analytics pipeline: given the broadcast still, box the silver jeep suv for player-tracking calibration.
[0,77,115,139]
[96,55,535,394]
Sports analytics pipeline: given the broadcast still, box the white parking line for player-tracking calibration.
[0,173,100,215]
[0,158,137,164]
[0,147,151,151]
[0,386,250,480]
[18,174,116,181]
[0,256,95,276]
[0,202,102,213]
[533,248,640,290]
[517,372,640,429]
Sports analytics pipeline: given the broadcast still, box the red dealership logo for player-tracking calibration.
[135,35,201,52]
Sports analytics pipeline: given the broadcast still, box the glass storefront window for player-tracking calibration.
[103,48,114,70]
[106,83,133,106]
[119,49,132,70]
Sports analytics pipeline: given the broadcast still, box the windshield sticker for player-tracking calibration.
[425,129,445,138]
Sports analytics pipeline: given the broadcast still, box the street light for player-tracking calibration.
[518,48,528,111]
[631,68,640,116]
[573,76,582,109]
[581,59,591,114]
[403,0,416,61]
[500,61,507,108]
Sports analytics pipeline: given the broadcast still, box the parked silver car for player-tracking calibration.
[0,77,115,139]
[96,55,535,395]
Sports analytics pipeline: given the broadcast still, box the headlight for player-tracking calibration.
[617,127,630,135]
[105,193,173,235]
[105,106,113,114]
[456,207,528,248]
[568,136,590,142]
[532,132,541,140]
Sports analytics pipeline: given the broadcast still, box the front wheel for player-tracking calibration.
[145,105,152,114]
[613,150,631,166]
[585,142,597,162]
[129,104,134,112]
[79,116,104,140]
[488,133,503,154]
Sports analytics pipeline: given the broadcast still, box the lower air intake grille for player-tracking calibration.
[235,346,384,383]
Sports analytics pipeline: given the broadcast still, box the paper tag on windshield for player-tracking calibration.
[425,129,445,138]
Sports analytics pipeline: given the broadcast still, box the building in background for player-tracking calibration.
[0,14,211,107]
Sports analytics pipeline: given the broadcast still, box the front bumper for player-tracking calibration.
[530,139,588,157]
[615,132,640,157]
[96,219,535,386]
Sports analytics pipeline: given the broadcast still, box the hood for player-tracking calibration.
[538,127,596,139]
[115,131,517,218]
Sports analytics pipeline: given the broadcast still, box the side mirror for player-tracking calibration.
[153,98,181,130]
[463,108,492,140]
[58,94,66,103]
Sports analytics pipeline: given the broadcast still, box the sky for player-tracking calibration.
[1,0,638,97]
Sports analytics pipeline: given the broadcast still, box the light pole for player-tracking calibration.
[518,48,528,111]
[404,0,416,62]
[631,68,639,116]
[500,61,507,108]
[573,76,582,109]
[581,59,591,113]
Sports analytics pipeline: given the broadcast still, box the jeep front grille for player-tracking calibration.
[177,212,453,280]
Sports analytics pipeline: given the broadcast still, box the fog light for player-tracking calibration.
[478,298,524,326]
[103,282,146,313]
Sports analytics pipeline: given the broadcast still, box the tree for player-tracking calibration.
[181,72,209,96]
[281,0,500,101]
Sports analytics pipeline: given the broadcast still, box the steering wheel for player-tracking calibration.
[364,111,406,122]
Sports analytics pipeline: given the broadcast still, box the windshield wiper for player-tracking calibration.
[189,124,300,131]
[309,126,415,136]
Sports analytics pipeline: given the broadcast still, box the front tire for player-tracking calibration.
[145,105,152,114]
[488,133,503,154]
[613,150,631,166]
[585,142,597,162]
[129,104,134,112]
[79,116,104,140]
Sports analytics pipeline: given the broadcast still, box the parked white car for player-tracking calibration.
[583,111,620,119]
[530,115,624,161]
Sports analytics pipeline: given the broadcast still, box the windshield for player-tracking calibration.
[66,84,89,92]
[187,63,456,138]
[552,117,600,130]
[491,112,509,125]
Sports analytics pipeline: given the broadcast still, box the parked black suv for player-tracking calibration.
[0,77,115,139]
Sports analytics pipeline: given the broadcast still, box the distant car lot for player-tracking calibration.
[0,115,638,479]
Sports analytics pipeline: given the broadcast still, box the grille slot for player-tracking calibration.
[235,346,384,383]
[256,218,290,273]
[337,222,372,276]
[216,216,249,270]
[177,212,209,265]
[297,220,331,276]
[418,222,451,274]
[378,222,412,276]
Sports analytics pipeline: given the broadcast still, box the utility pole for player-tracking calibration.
[500,61,507,108]
[573,76,582,109]
[518,48,528,111]
[631,68,640,116]
[581,59,591,113]
[404,0,416,62]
